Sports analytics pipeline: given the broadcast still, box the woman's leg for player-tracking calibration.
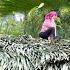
[39,27,55,39]
[49,27,55,39]
[39,32,48,39]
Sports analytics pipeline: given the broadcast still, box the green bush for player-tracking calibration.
[59,6,70,39]
[24,7,50,37]
[0,16,24,36]
[0,6,70,39]
[24,6,70,39]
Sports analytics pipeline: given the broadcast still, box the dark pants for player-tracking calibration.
[39,27,55,39]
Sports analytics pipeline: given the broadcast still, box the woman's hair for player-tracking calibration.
[45,11,58,20]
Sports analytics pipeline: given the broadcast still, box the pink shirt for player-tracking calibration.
[40,11,58,36]
[41,18,56,32]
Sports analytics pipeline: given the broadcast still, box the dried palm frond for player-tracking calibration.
[0,35,70,70]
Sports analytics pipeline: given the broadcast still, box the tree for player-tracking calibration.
[0,0,69,16]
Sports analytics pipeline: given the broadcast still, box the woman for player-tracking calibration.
[39,11,59,40]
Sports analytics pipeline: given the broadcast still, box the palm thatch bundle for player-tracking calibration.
[0,35,70,70]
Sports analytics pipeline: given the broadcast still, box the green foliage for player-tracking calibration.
[24,7,50,37]
[0,16,24,36]
[59,6,70,39]
[0,0,70,16]
[24,6,70,39]
[0,5,70,39]
[0,0,70,39]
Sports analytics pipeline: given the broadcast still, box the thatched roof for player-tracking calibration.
[0,35,70,70]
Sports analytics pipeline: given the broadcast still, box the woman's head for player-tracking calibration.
[45,11,58,20]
